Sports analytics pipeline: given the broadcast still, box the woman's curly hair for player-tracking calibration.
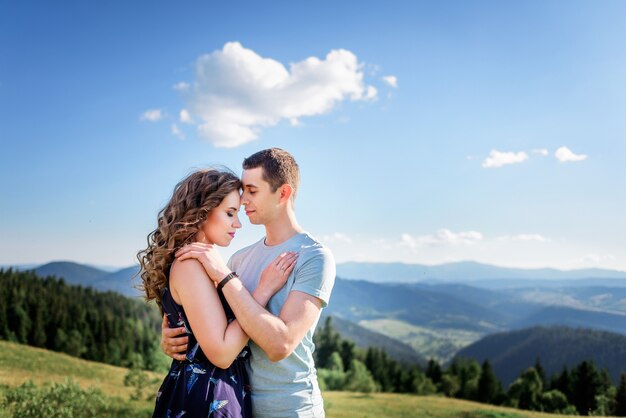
[137,168,241,308]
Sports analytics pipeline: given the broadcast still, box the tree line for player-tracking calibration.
[0,268,164,370]
[313,317,626,416]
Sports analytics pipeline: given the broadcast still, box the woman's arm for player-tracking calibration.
[169,253,295,368]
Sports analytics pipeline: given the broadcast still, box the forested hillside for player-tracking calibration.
[0,268,163,370]
[456,326,626,386]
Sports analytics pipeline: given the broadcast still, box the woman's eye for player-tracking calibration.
[227,212,234,217]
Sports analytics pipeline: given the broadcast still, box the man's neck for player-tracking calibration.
[264,210,303,246]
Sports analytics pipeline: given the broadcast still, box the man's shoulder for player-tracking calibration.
[296,233,333,259]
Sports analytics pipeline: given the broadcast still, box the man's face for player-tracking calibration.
[241,167,280,225]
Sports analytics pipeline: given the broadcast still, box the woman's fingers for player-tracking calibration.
[175,243,212,258]
[276,252,298,273]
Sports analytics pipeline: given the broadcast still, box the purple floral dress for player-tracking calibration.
[153,286,252,418]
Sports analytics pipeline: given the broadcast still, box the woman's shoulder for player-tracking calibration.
[169,258,210,286]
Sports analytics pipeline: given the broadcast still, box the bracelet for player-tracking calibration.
[217,272,238,291]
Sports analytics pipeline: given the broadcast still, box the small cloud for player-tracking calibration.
[171,124,185,140]
[555,146,587,163]
[533,148,549,156]
[321,233,352,244]
[482,150,529,168]
[365,85,378,100]
[140,109,164,122]
[173,82,190,91]
[382,75,398,88]
[400,233,418,249]
[401,229,483,249]
[184,42,378,147]
[498,234,550,242]
[582,254,615,263]
[180,109,194,124]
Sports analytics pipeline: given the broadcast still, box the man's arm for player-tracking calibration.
[175,243,335,362]
[220,277,322,362]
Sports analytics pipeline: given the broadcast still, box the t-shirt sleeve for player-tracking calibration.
[291,246,336,308]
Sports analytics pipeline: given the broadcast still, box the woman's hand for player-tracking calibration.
[257,252,298,297]
[175,243,227,283]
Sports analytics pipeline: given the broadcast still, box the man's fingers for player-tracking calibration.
[165,336,189,347]
[173,353,187,361]
[168,342,188,353]
[163,326,187,338]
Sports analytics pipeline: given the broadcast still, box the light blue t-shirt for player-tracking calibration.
[228,232,336,418]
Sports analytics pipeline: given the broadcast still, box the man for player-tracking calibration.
[161,148,336,417]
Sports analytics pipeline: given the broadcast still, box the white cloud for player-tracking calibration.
[173,82,190,91]
[321,233,352,244]
[382,75,398,88]
[498,234,550,242]
[400,233,418,249]
[365,85,378,100]
[401,229,483,249]
[482,150,529,168]
[171,124,185,140]
[140,109,164,122]
[180,109,193,124]
[533,148,549,156]
[555,146,587,162]
[582,254,615,263]
[185,42,377,147]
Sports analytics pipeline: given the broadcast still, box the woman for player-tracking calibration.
[138,168,297,418]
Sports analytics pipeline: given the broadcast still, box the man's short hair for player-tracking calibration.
[243,148,300,200]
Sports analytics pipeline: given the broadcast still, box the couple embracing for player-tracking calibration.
[138,148,336,418]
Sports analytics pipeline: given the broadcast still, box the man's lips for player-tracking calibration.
[245,210,255,216]
[228,232,236,238]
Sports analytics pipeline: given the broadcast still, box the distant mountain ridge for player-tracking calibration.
[9,260,626,367]
[337,261,626,283]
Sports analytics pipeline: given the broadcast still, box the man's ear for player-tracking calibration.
[279,184,294,203]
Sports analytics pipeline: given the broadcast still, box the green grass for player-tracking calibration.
[0,340,582,417]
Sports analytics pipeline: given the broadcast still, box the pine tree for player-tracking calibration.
[616,373,626,417]
[314,317,341,369]
[477,359,501,404]
[572,360,601,415]
[534,357,547,388]
[426,358,443,386]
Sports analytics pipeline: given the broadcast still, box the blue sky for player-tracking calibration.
[1,0,625,271]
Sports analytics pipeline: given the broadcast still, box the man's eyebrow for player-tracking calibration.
[244,183,258,189]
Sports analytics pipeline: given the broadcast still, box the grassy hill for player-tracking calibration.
[0,340,580,418]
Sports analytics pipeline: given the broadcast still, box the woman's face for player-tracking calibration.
[198,189,242,246]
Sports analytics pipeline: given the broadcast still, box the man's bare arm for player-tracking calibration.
[220,277,322,362]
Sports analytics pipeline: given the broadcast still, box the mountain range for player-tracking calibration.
[6,260,626,374]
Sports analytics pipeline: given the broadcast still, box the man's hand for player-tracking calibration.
[175,243,229,282]
[160,315,188,361]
